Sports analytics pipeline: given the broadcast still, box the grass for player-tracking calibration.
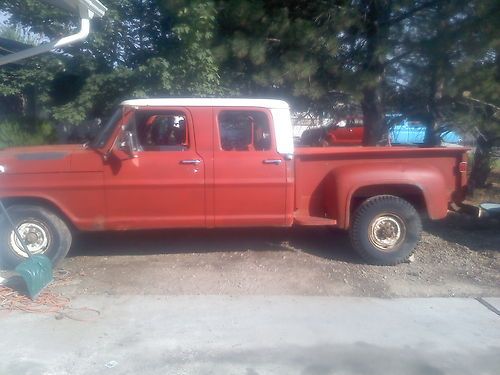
[0,119,55,148]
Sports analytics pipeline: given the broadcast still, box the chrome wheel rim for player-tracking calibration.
[9,220,51,257]
[368,214,406,252]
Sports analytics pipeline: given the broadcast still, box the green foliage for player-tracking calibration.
[0,24,42,45]
[0,0,498,173]
[0,0,220,124]
[0,118,55,147]
[210,0,345,110]
[159,0,220,95]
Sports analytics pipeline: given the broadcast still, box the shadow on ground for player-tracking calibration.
[423,213,500,253]
[69,214,500,265]
[70,227,364,264]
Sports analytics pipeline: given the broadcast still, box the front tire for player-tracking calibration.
[0,205,72,269]
[349,195,422,265]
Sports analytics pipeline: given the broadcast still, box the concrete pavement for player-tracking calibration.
[1,296,499,375]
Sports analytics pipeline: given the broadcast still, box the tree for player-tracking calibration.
[451,59,500,188]
[386,0,485,145]
[158,0,220,95]
[354,0,393,145]
[211,0,350,112]
[387,0,499,185]
[0,23,62,120]
[0,0,221,124]
[210,0,462,146]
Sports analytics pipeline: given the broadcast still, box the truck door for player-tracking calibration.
[103,107,205,229]
[213,108,287,226]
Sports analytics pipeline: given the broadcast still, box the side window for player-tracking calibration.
[218,111,272,151]
[135,111,188,151]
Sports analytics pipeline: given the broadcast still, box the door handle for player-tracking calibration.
[180,159,201,165]
[263,159,282,165]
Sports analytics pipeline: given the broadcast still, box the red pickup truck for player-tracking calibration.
[0,99,468,267]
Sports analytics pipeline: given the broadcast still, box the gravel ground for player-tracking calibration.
[47,212,499,298]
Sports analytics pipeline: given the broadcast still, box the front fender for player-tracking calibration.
[325,162,449,229]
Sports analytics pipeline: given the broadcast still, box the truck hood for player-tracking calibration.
[0,144,88,174]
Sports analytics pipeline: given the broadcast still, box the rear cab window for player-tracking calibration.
[217,110,273,151]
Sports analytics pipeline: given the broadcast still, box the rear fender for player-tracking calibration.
[325,163,449,228]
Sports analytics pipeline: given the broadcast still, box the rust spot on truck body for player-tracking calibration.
[92,215,106,230]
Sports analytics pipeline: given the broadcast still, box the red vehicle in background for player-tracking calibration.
[299,116,364,146]
[325,116,364,145]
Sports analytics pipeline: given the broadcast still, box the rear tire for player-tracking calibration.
[349,195,422,265]
[0,205,72,269]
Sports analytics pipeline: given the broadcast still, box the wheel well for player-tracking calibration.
[350,185,427,218]
[2,197,77,232]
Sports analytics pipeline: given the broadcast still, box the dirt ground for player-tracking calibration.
[47,211,499,298]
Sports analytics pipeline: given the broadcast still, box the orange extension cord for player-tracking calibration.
[0,269,100,321]
[0,287,70,314]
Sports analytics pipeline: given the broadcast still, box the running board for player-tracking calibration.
[294,215,337,226]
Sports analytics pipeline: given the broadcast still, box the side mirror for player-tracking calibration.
[119,131,138,159]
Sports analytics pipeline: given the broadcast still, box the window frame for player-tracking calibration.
[131,107,192,152]
[215,108,275,152]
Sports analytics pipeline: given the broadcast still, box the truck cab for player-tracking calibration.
[95,99,294,229]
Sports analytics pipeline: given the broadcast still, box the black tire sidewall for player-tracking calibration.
[350,196,422,265]
[0,205,71,269]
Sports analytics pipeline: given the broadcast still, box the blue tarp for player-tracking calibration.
[389,119,462,145]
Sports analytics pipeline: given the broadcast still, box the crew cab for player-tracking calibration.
[0,98,468,267]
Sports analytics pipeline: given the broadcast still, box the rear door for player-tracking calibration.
[213,108,287,226]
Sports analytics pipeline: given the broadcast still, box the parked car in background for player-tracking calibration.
[326,116,364,145]
[389,119,462,145]
[299,115,463,146]
[298,116,363,146]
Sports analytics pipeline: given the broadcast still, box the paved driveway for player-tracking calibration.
[1,296,499,375]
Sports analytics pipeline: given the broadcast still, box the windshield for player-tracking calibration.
[91,107,123,149]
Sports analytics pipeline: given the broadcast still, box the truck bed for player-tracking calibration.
[293,146,468,228]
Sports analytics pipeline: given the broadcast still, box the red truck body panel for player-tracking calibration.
[294,146,468,228]
[0,145,105,230]
[103,106,206,229]
[211,107,287,227]
[0,101,468,232]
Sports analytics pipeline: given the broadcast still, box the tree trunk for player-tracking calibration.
[423,69,446,145]
[362,86,387,145]
[361,0,392,146]
[424,3,448,146]
[469,131,495,189]
[423,73,445,146]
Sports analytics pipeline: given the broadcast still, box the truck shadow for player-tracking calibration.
[69,227,364,264]
[423,213,500,253]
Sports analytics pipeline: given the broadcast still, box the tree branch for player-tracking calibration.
[384,50,413,66]
[384,0,440,26]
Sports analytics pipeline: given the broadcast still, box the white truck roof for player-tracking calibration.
[121,98,290,109]
[121,98,294,155]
